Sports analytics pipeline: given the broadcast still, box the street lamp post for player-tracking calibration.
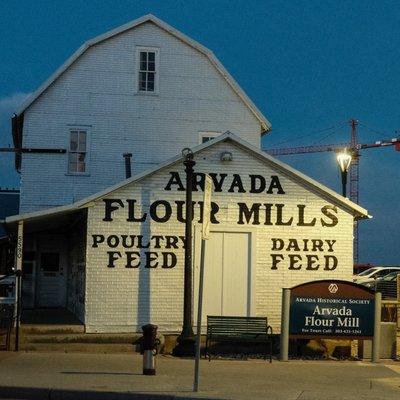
[173,148,196,356]
[337,149,352,197]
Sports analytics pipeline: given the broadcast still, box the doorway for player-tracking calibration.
[37,252,66,307]
[195,229,254,325]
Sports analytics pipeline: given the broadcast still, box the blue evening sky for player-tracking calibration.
[0,1,399,265]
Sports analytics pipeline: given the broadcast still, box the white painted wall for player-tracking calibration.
[20,21,263,213]
[85,141,354,333]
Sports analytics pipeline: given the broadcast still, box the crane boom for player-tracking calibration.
[263,143,348,156]
[262,118,400,265]
[262,138,400,156]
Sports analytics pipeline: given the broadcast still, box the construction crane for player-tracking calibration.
[262,119,400,264]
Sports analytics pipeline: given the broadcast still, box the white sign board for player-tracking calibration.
[202,174,212,240]
[16,221,23,271]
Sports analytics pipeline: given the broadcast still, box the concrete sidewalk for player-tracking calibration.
[0,352,399,400]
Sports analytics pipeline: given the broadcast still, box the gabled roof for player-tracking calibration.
[14,14,271,132]
[6,132,369,225]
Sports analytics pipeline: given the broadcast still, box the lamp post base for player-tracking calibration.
[172,334,196,357]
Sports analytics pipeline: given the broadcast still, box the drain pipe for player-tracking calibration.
[123,153,132,179]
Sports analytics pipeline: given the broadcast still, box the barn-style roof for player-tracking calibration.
[13,14,271,129]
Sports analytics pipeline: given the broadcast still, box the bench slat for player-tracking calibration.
[205,315,273,362]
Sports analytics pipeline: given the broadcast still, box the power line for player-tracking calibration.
[270,121,348,146]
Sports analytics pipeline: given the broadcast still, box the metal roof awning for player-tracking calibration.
[5,205,87,235]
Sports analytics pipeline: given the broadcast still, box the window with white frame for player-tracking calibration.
[68,129,87,173]
[137,47,159,93]
[199,132,221,144]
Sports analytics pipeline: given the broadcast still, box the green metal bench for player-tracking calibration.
[206,315,273,362]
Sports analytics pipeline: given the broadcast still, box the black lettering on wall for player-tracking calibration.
[145,252,159,268]
[210,202,220,224]
[107,251,122,268]
[297,205,316,226]
[263,203,273,225]
[103,199,124,221]
[275,204,293,226]
[324,255,338,271]
[162,252,177,268]
[271,238,284,251]
[193,173,205,191]
[149,200,172,223]
[164,172,185,191]
[306,255,320,270]
[249,175,266,193]
[237,203,261,225]
[92,234,105,248]
[127,199,147,222]
[267,176,285,194]
[321,205,338,227]
[107,235,119,248]
[228,174,246,193]
[121,235,135,248]
[271,254,284,270]
[126,251,141,268]
[288,254,302,270]
[209,173,227,192]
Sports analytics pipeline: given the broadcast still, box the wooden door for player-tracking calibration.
[195,230,252,324]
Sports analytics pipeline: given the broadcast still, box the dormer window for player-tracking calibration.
[137,47,159,93]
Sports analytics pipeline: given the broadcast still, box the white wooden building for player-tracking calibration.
[5,133,369,333]
[11,14,270,214]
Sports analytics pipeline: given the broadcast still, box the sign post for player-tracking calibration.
[280,288,291,361]
[193,174,212,392]
[15,221,23,352]
[372,292,382,363]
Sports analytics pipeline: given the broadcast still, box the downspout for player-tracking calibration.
[11,113,24,173]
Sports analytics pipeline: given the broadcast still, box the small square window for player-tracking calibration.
[40,253,60,272]
[199,132,221,144]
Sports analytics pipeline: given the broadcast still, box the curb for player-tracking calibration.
[0,386,212,400]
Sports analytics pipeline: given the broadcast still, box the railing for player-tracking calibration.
[0,271,22,351]
[381,300,397,323]
[371,281,398,300]
[0,273,16,304]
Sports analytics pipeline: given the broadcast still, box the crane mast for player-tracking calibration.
[263,119,400,264]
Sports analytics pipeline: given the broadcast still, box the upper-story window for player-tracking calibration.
[199,132,221,144]
[68,129,87,173]
[137,47,159,93]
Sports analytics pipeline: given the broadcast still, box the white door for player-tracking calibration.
[22,251,36,309]
[37,252,65,307]
[195,231,252,324]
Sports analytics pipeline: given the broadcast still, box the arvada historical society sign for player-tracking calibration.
[289,280,375,339]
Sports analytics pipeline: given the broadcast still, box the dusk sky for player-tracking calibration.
[1,1,399,265]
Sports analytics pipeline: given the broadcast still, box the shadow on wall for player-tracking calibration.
[137,187,151,327]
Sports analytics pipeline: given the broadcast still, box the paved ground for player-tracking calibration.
[0,352,400,400]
